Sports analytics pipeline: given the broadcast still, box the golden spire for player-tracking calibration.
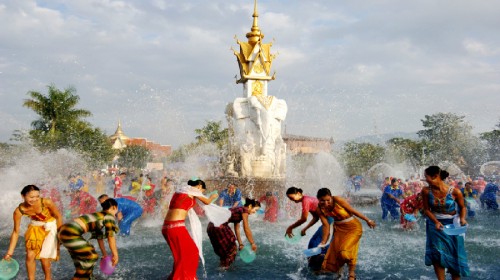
[110,120,129,141]
[246,0,264,44]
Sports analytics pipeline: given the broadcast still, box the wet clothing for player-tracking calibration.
[462,188,478,217]
[321,202,362,273]
[301,195,318,215]
[400,194,423,228]
[163,192,199,280]
[142,183,157,215]
[307,216,334,271]
[425,187,469,276]
[169,193,195,210]
[114,176,123,198]
[58,211,119,279]
[162,220,198,280]
[18,198,59,260]
[69,178,84,191]
[115,198,143,235]
[219,189,242,207]
[206,207,248,267]
[381,185,403,220]
[425,218,470,276]
[428,187,457,214]
[480,183,499,210]
[258,194,278,223]
[68,191,98,217]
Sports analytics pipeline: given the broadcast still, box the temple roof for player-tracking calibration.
[109,120,130,142]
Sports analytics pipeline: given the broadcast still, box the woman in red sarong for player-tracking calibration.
[162,179,218,280]
[399,192,423,230]
[258,191,278,223]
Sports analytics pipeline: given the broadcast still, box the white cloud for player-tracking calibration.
[463,38,498,56]
[0,0,499,148]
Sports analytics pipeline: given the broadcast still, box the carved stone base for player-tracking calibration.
[251,158,273,178]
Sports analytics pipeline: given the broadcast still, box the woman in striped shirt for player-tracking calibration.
[58,198,119,280]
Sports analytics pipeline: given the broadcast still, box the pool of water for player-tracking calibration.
[1,204,499,279]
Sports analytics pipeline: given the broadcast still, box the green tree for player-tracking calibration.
[117,145,151,171]
[417,112,484,173]
[386,137,424,167]
[480,120,500,161]
[69,124,116,169]
[194,120,228,150]
[23,84,91,149]
[22,84,114,168]
[340,141,386,176]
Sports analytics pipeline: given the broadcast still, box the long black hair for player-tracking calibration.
[244,198,261,208]
[425,166,450,180]
[286,186,303,195]
[188,179,206,189]
[21,185,40,196]
[316,188,332,199]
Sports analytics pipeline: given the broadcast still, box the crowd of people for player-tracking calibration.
[2,166,499,279]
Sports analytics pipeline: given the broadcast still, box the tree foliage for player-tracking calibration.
[480,120,500,161]
[194,120,228,150]
[385,137,424,167]
[22,84,114,167]
[340,141,386,176]
[417,112,484,173]
[117,145,151,171]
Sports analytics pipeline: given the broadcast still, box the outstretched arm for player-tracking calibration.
[98,239,107,257]
[336,196,376,229]
[453,188,467,226]
[242,213,257,251]
[318,212,331,246]
[301,210,319,236]
[233,222,244,251]
[196,193,219,205]
[285,210,308,238]
[4,209,22,260]
[107,235,119,266]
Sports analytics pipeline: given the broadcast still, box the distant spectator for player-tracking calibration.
[258,191,278,223]
[68,174,84,192]
[480,181,499,210]
[381,178,403,221]
[462,182,478,217]
[114,172,127,198]
[218,183,242,208]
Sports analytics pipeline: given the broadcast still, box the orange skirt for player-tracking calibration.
[25,220,59,260]
[322,217,363,272]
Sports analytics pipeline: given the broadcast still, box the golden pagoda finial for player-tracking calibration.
[110,120,129,141]
[246,0,264,44]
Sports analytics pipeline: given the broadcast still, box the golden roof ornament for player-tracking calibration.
[232,0,277,84]
[246,0,264,44]
[110,120,129,141]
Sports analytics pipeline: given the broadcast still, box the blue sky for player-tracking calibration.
[1,0,499,148]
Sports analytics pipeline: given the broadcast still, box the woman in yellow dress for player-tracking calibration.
[3,185,62,280]
[316,188,376,279]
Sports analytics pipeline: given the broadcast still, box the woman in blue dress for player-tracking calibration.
[421,166,469,279]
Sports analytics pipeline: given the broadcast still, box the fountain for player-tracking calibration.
[1,2,499,279]
[210,0,287,199]
[480,161,500,177]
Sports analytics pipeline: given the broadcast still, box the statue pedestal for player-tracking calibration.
[251,158,272,178]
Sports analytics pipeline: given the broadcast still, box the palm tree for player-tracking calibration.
[23,84,91,136]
